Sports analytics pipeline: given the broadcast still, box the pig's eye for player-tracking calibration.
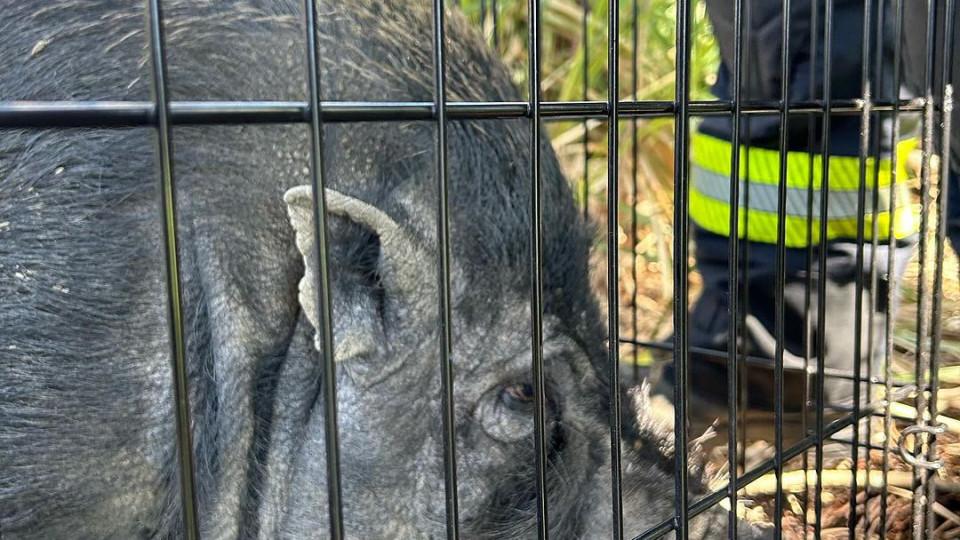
[500,383,535,410]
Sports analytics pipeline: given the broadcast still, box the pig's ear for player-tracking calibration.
[283,185,409,356]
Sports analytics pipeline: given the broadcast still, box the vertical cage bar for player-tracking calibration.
[737,0,754,479]
[928,0,956,533]
[631,0,640,379]
[862,0,889,532]
[582,0,591,220]
[848,0,876,533]
[431,0,462,538]
[801,1,821,532]
[301,0,344,536]
[303,0,343,540]
[814,0,837,532]
[606,0,624,537]
[772,0,793,531]
[880,0,906,533]
[672,0,692,534]
[528,0,551,537]
[144,1,200,538]
[913,0,938,536]
[726,0,746,533]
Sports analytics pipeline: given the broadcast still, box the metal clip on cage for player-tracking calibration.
[897,423,948,471]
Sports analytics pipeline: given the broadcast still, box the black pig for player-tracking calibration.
[0,1,768,538]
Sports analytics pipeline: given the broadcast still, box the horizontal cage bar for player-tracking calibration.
[0,99,931,127]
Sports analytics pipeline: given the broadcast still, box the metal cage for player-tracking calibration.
[0,0,956,538]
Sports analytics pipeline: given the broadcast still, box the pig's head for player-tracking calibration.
[270,184,615,537]
[261,124,763,538]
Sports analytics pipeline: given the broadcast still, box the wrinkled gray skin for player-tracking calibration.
[0,1,769,538]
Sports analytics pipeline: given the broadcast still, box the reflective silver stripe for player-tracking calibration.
[691,165,891,219]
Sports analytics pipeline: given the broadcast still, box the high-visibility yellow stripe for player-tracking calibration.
[689,133,919,247]
[690,185,919,247]
[691,132,916,190]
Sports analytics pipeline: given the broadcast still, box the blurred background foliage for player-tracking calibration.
[457,0,721,352]
[454,0,960,376]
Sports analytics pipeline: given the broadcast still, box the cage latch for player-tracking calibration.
[896,423,948,470]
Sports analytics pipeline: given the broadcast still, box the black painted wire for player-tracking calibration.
[880,0,906,534]
[0,99,930,128]
[800,3,820,533]
[606,0,624,536]
[849,0,877,532]
[301,0,344,536]
[814,0,837,532]
[726,0,746,532]
[861,0,888,532]
[672,0,693,534]
[631,0,640,386]
[927,0,956,533]
[430,0,462,537]
[912,0,939,536]
[582,0,591,220]
[144,1,200,537]
[527,0,551,537]
[773,0,793,531]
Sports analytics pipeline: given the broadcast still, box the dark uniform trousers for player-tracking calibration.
[661,0,960,412]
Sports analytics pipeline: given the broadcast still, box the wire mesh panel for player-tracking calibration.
[0,0,957,539]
